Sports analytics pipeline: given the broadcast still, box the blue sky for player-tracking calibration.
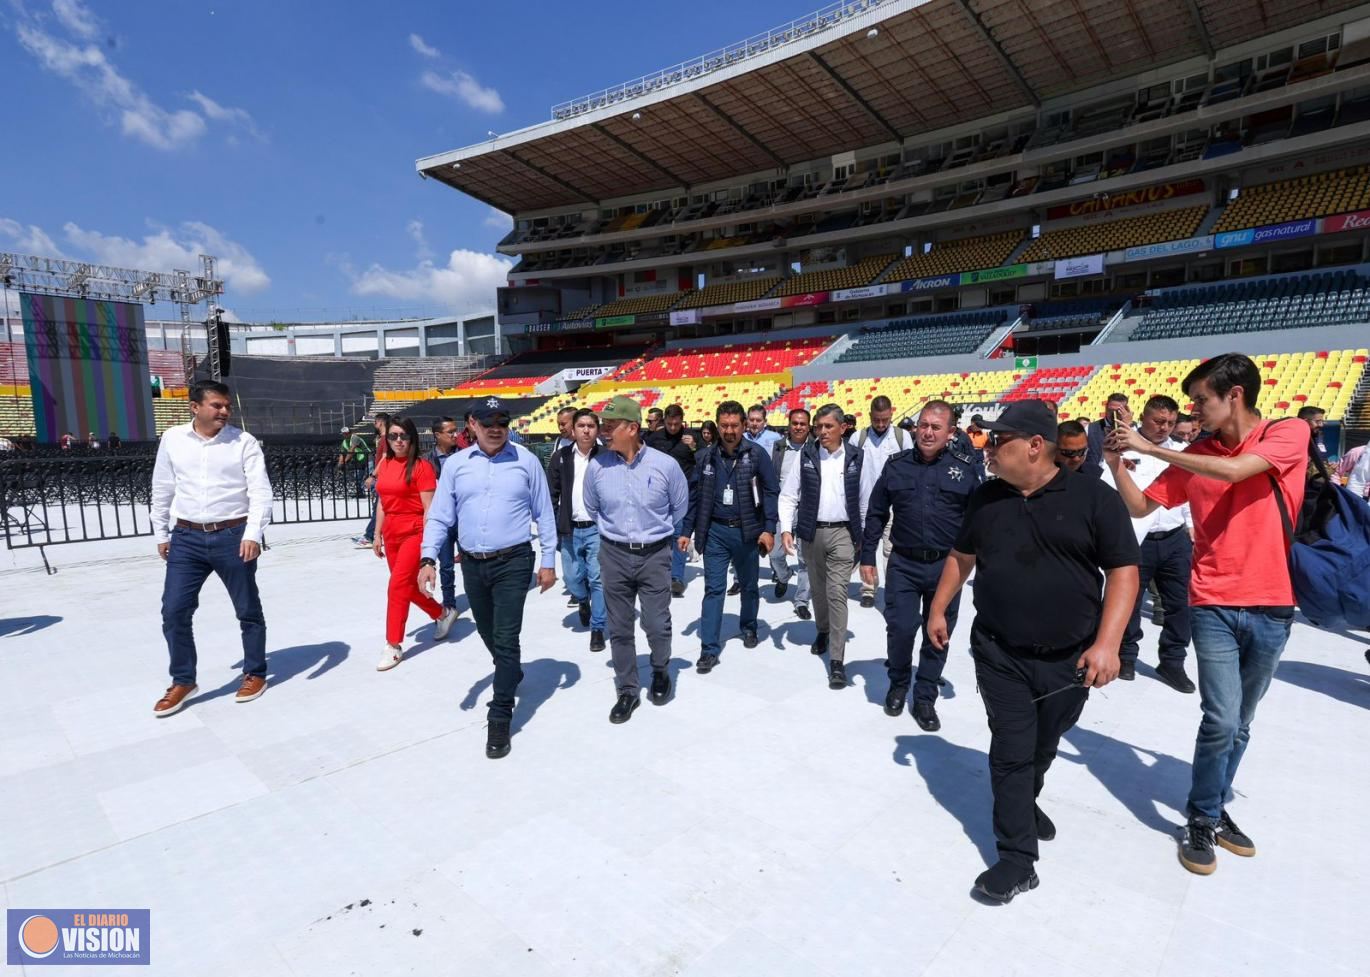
[1,0,806,322]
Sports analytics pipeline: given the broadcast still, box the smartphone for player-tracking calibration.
[1103,408,1122,432]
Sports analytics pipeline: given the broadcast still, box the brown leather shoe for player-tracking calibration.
[235,674,268,703]
[153,683,198,717]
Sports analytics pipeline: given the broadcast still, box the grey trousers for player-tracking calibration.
[860,522,892,599]
[804,526,856,662]
[599,541,673,696]
[769,546,811,607]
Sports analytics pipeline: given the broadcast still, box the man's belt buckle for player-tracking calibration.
[628,541,647,551]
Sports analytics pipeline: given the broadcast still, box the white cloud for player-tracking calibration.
[408,33,440,58]
[60,220,271,294]
[187,91,264,141]
[483,208,513,231]
[405,219,433,259]
[346,248,512,313]
[420,69,504,114]
[51,0,99,39]
[0,218,65,257]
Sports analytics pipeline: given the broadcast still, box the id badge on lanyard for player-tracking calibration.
[722,486,734,506]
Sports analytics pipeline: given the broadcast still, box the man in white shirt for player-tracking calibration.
[769,407,813,620]
[1349,445,1370,500]
[779,403,875,689]
[150,380,274,717]
[856,395,910,608]
[547,408,606,653]
[1100,395,1195,693]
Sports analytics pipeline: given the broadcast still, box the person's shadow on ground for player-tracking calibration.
[0,615,62,637]
[1275,658,1370,711]
[893,734,997,866]
[460,657,580,733]
[194,641,353,705]
[1060,725,1190,835]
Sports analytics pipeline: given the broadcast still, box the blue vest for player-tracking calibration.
[693,441,766,547]
[794,441,864,546]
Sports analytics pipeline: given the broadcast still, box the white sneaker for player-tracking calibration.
[434,606,460,640]
[376,645,403,671]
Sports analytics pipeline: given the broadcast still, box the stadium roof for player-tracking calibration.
[418,0,1363,214]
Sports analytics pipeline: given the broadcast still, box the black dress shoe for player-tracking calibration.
[974,860,1039,903]
[774,579,788,599]
[485,720,511,759]
[609,692,640,724]
[860,595,876,609]
[1035,804,1056,841]
[912,700,941,732]
[727,580,742,596]
[589,629,606,653]
[884,686,908,717]
[1156,662,1196,694]
[696,653,719,674]
[742,628,758,649]
[578,600,591,627]
[810,632,829,656]
[1118,660,1136,681]
[794,604,811,621]
[828,661,847,689]
[650,669,671,704]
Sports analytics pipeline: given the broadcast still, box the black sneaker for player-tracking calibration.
[860,595,876,609]
[973,860,1039,904]
[485,720,511,759]
[794,604,811,621]
[1216,810,1255,857]
[1156,662,1196,694]
[566,595,579,608]
[609,693,640,724]
[577,600,591,627]
[828,661,847,689]
[1035,804,1056,841]
[912,700,941,732]
[810,632,829,656]
[696,653,719,674]
[774,579,788,599]
[671,579,685,598]
[1118,660,1136,681]
[589,629,606,653]
[883,686,907,717]
[649,669,671,705]
[1179,816,1218,875]
[742,628,758,649]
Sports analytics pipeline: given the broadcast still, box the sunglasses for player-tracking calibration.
[986,430,1025,447]
[386,432,411,442]
[1058,447,1088,459]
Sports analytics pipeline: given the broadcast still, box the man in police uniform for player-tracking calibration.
[861,400,979,731]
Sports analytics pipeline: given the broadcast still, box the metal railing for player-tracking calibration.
[550,0,889,120]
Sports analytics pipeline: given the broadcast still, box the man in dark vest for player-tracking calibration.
[862,400,980,730]
[680,400,779,674]
[778,403,876,689]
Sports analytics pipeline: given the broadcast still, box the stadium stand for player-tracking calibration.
[767,369,1022,426]
[1020,205,1208,262]
[606,336,834,385]
[595,291,683,317]
[774,253,896,296]
[881,232,1023,282]
[1000,365,1098,403]
[153,399,190,433]
[523,378,788,435]
[1130,269,1370,341]
[1020,297,1125,333]
[1214,166,1370,232]
[836,310,1007,363]
[676,277,781,309]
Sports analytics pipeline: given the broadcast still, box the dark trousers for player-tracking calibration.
[1121,530,1191,666]
[971,623,1090,868]
[460,545,535,722]
[437,525,460,609]
[161,524,267,686]
[884,552,960,704]
[700,522,760,656]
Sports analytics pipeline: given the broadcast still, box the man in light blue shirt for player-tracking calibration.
[744,404,783,452]
[418,398,557,760]
[583,395,689,725]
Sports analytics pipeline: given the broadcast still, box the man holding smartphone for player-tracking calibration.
[1086,394,1131,469]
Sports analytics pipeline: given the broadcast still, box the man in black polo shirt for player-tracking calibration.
[927,399,1139,903]
[645,403,696,596]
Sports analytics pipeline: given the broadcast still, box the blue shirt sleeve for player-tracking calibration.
[753,446,779,535]
[422,455,459,560]
[583,456,601,520]
[525,449,557,570]
[667,456,689,526]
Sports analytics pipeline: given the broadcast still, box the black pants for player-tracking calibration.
[884,552,960,704]
[971,623,1090,867]
[460,546,535,722]
[1121,530,1191,666]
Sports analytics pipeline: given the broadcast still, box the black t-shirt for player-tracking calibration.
[954,467,1139,650]
[645,428,695,476]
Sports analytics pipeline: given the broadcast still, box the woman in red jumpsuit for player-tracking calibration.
[373,417,458,669]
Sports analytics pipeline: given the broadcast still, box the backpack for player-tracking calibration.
[1266,423,1370,629]
[858,426,908,451]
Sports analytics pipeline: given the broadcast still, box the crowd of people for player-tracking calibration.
[144,350,1358,904]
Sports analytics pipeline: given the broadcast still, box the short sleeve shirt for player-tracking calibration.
[375,456,437,522]
[954,467,1139,649]
[1145,419,1307,606]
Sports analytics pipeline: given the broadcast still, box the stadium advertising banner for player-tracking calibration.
[900,274,959,292]
[733,298,782,313]
[1215,218,1317,249]
[594,315,637,330]
[669,309,700,325]
[1124,236,1215,262]
[831,284,891,302]
[961,264,1028,284]
[1044,178,1205,220]
[20,292,155,443]
[1054,254,1105,279]
[780,292,829,308]
[1321,210,1370,234]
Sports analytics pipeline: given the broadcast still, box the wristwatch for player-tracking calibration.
[419,557,437,568]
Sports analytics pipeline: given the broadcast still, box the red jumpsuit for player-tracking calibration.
[376,457,444,644]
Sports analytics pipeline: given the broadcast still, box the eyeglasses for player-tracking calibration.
[386,432,411,442]
[986,431,1025,447]
[1058,447,1088,459]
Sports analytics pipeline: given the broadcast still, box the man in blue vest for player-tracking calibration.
[778,403,876,689]
[680,400,780,674]
[861,400,980,730]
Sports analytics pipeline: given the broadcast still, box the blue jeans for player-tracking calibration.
[161,524,267,685]
[437,524,460,608]
[700,522,759,655]
[670,518,686,584]
[1187,605,1294,820]
[363,487,377,541]
[559,526,606,630]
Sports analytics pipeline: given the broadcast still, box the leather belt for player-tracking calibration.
[601,535,673,555]
[815,520,849,528]
[1145,526,1185,541]
[893,545,949,563]
[461,544,529,561]
[717,518,744,528]
[176,517,247,532]
[571,520,596,529]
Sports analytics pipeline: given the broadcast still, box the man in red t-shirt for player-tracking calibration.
[1105,353,1307,878]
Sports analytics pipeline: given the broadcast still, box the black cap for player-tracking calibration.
[978,400,1058,442]
[470,397,512,425]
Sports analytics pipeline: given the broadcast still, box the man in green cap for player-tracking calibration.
[583,395,690,725]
